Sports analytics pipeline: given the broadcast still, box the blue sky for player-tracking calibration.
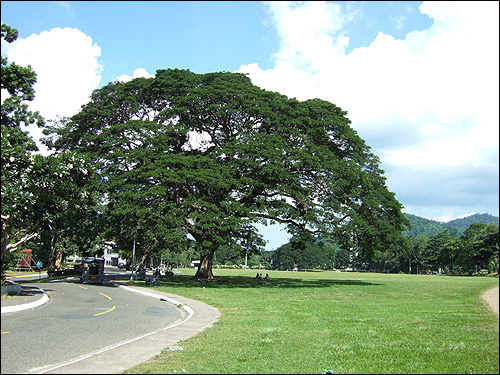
[2,1,433,81]
[2,1,499,250]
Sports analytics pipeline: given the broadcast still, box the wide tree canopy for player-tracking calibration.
[44,69,409,279]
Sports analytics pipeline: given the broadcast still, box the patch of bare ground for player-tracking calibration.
[481,286,499,315]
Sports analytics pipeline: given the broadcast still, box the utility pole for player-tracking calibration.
[130,239,137,283]
[132,239,136,269]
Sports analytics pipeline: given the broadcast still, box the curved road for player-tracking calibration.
[1,278,186,374]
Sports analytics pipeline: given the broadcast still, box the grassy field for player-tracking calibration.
[124,269,499,374]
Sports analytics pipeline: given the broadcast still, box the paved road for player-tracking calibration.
[1,278,185,374]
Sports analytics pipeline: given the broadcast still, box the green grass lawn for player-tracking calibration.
[125,269,498,374]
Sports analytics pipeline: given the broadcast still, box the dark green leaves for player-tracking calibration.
[43,68,409,264]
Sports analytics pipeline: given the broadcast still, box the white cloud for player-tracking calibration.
[4,27,103,154]
[265,1,349,70]
[115,68,154,83]
[238,1,499,220]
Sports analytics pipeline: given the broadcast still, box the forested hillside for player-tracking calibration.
[403,214,446,238]
[445,213,499,234]
[403,213,499,238]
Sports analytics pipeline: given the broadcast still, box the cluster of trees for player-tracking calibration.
[210,240,349,270]
[205,212,500,273]
[353,223,499,274]
[209,221,498,275]
[1,24,97,276]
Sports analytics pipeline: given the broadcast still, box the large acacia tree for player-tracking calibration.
[44,69,409,279]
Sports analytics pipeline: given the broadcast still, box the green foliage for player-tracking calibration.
[341,222,499,275]
[44,69,409,278]
[446,213,499,234]
[261,213,497,275]
[404,212,499,238]
[456,223,499,273]
[270,239,335,270]
[2,23,45,258]
[1,24,96,265]
[1,24,44,131]
[403,213,447,238]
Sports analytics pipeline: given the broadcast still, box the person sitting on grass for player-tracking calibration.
[264,274,270,280]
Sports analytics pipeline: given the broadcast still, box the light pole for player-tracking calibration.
[130,236,136,283]
[132,239,136,270]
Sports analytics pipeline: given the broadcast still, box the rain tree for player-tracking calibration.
[43,69,409,279]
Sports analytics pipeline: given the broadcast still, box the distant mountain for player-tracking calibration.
[445,213,499,234]
[403,213,499,238]
[403,214,447,238]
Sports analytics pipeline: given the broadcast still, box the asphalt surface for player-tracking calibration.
[1,271,220,374]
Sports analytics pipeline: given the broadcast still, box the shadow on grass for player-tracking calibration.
[19,273,382,289]
[144,274,382,289]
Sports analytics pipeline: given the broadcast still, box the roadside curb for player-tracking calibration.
[1,286,49,314]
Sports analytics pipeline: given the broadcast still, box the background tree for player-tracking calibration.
[2,23,44,258]
[44,69,409,280]
[2,24,94,269]
[456,223,499,274]
[334,247,352,269]
[423,230,457,272]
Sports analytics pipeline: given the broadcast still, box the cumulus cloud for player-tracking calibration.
[115,68,154,83]
[238,1,499,221]
[3,27,103,153]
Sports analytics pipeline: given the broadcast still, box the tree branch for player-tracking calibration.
[5,231,40,253]
[249,212,320,235]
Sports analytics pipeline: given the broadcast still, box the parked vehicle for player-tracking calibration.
[80,257,105,284]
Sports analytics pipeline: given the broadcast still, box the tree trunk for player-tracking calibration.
[48,229,60,269]
[194,248,216,280]
[137,248,151,269]
[54,251,64,270]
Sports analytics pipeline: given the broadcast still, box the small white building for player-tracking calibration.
[66,242,126,267]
